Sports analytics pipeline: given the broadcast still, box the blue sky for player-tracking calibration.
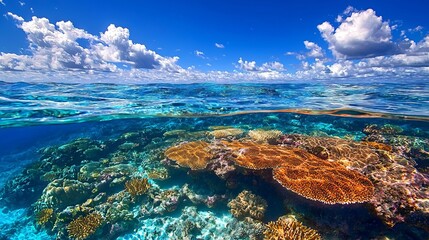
[0,0,428,82]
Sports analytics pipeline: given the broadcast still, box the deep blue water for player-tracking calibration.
[0,80,428,239]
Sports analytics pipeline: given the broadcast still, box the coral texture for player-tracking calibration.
[208,128,244,138]
[125,178,151,197]
[264,215,321,240]
[248,129,282,143]
[35,208,54,225]
[67,212,103,240]
[228,190,268,220]
[165,141,214,170]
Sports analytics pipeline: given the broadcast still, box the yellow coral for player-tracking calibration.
[125,178,151,197]
[227,190,267,220]
[35,208,54,225]
[67,212,103,240]
[264,216,321,240]
[208,128,244,138]
[248,129,282,143]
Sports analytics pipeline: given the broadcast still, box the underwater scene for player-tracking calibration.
[0,81,429,240]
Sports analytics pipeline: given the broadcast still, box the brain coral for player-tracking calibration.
[248,129,282,143]
[165,141,214,170]
[227,190,268,220]
[264,215,321,240]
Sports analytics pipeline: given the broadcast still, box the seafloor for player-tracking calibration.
[0,112,428,240]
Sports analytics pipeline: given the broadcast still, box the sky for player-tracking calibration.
[0,0,428,83]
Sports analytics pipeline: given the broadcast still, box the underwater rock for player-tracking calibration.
[228,190,267,220]
[0,166,45,209]
[120,206,265,240]
[248,129,282,143]
[165,141,214,170]
[37,179,93,210]
[264,215,321,240]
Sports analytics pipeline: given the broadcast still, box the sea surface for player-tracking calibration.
[0,80,428,239]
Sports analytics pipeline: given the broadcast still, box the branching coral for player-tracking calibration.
[165,141,214,170]
[35,208,54,225]
[228,190,267,220]
[125,178,151,197]
[248,129,282,143]
[264,215,321,240]
[67,212,103,240]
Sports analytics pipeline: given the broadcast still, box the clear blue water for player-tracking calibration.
[0,80,428,239]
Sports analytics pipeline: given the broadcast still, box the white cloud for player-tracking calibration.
[7,12,24,22]
[237,58,257,71]
[0,0,5,6]
[303,40,324,58]
[318,8,398,59]
[215,43,224,48]
[19,1,25,6]
[237,58,284,72]
[0,14,182,72]
[194,50,205,58]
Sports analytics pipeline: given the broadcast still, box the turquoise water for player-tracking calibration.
[0,80,428,239]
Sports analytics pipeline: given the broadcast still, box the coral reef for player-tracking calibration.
[35,208,54,225]
[248,129,282,143]
[165,141,214,170]
[67,212,103,240]
[125,178,151,197]
[282,134,429,226]
[264,215,321,240]
[228,190,267,220]
[208,128,244,138]
[273,158,374,204]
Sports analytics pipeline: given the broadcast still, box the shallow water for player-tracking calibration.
[0,81,428,239]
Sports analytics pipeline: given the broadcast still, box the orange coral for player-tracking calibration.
[222,141,288,169]
[360,141,393,151]
[224,140,374,204]
[273,153,374,204]
[165,141,214,170]
[125,178,151,197]
[264,215,321,240]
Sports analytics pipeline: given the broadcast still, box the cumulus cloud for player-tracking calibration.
[0,13,181,72]
[303,41,324,58]
[318,8,398,59]
[237,58,284,72]
[215,43,224,48]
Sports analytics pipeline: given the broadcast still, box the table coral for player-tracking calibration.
[248,129,282,143]
[165,141,214,170]
[228,190,268,220]
[264,215,321,240]
[208,128,244,138]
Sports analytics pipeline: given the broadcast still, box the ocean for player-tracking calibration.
[0,80,428,239]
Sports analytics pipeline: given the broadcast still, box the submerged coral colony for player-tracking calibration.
[1,118,429,240]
